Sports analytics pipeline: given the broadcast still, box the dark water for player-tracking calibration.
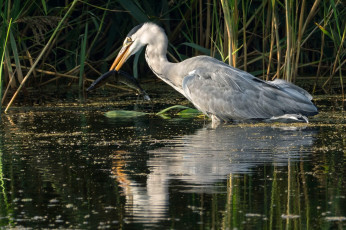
[0,96,345,229]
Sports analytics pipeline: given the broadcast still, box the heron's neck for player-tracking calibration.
[144,33,185,94]
[145,41,170,78]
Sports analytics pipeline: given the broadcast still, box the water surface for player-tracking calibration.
[0,95,344,229]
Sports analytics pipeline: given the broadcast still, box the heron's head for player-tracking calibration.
[110,22,165,71]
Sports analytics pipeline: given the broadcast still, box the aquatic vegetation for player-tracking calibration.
[104,110,148,118]
[104,105,202,119]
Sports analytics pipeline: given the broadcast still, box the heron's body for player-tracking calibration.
[96,22,318,124]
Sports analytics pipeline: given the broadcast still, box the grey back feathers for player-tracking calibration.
[179,56,318,121]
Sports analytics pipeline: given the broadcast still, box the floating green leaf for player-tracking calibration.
[177,108,202,118]
[155,105,203,119]
[156,105,190,116]
[105,110,148,118]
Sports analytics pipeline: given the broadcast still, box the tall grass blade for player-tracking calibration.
[41,0,48,15]
[0,18,12,113]
[267,5,275,80]
[9,31,23,83]
[117,0,148,23]
[330,0,341,38]
[79,23,88,93]
[86,0,110,57]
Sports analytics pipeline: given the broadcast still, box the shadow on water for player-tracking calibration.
[0,95,344,229]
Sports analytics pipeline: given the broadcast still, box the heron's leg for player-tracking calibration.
[211,115,222,128]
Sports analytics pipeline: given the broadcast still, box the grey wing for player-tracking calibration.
[182,68,318,121]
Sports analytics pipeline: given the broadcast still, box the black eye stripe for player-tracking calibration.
[126,23,145,37]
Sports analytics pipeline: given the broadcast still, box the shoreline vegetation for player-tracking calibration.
[0,0,345,112]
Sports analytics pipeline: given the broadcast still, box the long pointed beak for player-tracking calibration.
[109,43,133,71]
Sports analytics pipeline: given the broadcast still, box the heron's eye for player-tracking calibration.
[124,37,132,45]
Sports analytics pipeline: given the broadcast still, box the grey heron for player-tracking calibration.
[93,22,318,124]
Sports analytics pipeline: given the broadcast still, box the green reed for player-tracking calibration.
[0,18,12,113]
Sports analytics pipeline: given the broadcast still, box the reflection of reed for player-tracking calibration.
[221,162,308,230]
[0,136,13,226]
[300,160,310,229]
[222,174,233,229]
[286,161,292,228]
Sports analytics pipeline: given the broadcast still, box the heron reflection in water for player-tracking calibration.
[91,22,318,125]
[110,125,317,223]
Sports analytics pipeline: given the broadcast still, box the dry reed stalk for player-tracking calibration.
[273,6,281,80]
[231,0,239,67]
[199,0,204,47]
[205,0,211,49]
[25,49,37,78]
[293,0,306,79]
[221,0,233,66]
[294,0,321,80]
[221,0,239,67]
[241,0,247,71]
[313,24,326,94]
[12,65,133,92]
[266,11,275,81]
[322,25,346,95]
[263,0,272,79]
[284,0,292,82]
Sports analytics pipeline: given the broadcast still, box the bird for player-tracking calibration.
[95,22,318,125]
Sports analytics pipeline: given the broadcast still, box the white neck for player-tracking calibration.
[141,24,186,95]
